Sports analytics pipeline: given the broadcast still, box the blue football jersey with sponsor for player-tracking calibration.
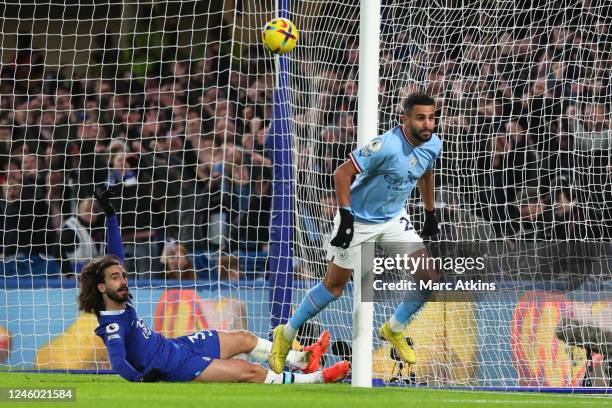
[95,302,182,380]
[95,302,220,383]
[95,216,219,382]
[348,125,442,223]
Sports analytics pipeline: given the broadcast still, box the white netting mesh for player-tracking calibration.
[291,0,611,387]
[0,0,610,388]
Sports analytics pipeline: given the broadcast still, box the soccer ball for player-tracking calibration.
[262,18,298,54]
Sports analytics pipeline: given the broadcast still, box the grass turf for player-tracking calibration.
[0,373,609,408]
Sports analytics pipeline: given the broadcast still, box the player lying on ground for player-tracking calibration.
[76,190,349,384]
[270,92,442,372]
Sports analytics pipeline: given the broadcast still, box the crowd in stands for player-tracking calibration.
[294,2,611,275]
[0,2,610,280]
[0,36,274,279]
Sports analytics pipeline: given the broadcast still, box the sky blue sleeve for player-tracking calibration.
[426,140,443,170]
[349,137,389,173]
[106,214,125,263]
[102,322,142,382]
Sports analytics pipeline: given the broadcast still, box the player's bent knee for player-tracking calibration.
[240,330,258,349]
[324,263,352,297]
[239,362,266,383]
[232,329,258,355]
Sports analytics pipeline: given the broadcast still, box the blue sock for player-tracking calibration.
[392,288,432,325]
[287,282,337,335]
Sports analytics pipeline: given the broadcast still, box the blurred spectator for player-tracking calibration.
[242,124,268,156]
[294,191,338,280]
[218,255,241,281]
[178,154,226,253]
[476,135,516,237]
[504,119,540,195]
[0,176,57,260]
[1,7,611,284]
[575,102,611,151]
[21,154,42,187]
[59,198,103,276]
[106,140,162,277]
[230,166,272,253]
[160,240,196,281]
[510,187,552,240]
[108,140,138,186]
[69,123,110,198]
[547,176,587,240]
[45,161,72,231]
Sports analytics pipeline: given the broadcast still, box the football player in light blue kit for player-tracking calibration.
[270,93,442,372]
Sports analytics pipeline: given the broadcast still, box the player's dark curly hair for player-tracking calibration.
[77,255,123,314]
[403,92,435,116]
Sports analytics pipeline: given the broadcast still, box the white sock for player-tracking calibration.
[283,324,298,341]
[287,350,308,369]
[293,371,323,384]
[248,337,308,369]
[264,370,323,384]
[389,315,405,333]
[264,370,284,384]
[247,337,272,362]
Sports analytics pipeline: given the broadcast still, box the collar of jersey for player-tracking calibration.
[99,308,126,315]
[399,125,416,147]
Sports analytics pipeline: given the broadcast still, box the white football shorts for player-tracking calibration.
[326,209,426,270]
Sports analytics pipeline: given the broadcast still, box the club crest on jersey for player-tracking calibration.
[367,139,382,152]
[337,248,349,261]
[361,138,383,156]
[409,157,418,167]
[106,323,119,334]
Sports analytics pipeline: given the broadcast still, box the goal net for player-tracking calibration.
[291,0,611,388]
[0,0,610,389]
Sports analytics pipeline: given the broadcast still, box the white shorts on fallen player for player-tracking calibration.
[326,209,426,270]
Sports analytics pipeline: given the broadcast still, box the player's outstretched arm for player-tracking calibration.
[417,169,439,235]
[96,322,143,382]
[107,343,143,382]
[93,187,125,263]
[102,324,143,382]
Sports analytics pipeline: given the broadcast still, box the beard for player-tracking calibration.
[410,125,432,142]
[106,286,130,303]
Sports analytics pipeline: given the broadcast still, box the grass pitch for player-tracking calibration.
[0,372,609,408]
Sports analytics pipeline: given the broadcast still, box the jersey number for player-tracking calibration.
[188,330,212,343]
[400,217,413,231]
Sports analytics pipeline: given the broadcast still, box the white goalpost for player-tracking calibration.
[0,0,610,391]
[351,0,380,389]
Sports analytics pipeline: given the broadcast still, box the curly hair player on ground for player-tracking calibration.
[76,188,349,384]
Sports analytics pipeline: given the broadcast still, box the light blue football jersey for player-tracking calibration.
[348,125,442,223]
